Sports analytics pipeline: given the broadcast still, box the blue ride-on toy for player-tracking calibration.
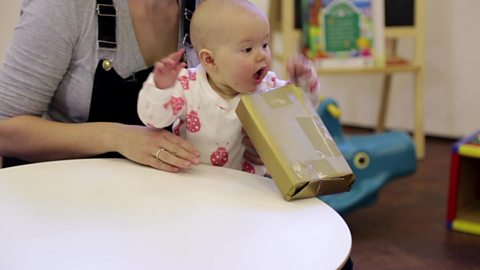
[317,97,417,214]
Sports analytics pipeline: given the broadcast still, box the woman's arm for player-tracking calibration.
[0,0,77,119]
[0,115,200,172]
[0,1,200,171]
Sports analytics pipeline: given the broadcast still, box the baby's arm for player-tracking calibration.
[153,49,187,89]
[138,51,190,128]
[287,55,321,108]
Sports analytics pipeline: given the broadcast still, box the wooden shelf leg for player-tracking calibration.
[414,69,426,159]
[377,38,397,133]
[414,0,426,160]
[377,73,393,132]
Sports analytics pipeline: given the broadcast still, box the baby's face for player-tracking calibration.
[211,9,272,95]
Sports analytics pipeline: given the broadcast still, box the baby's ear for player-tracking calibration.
[198,49,216,70]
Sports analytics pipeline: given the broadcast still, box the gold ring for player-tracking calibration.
[155,148,166,160]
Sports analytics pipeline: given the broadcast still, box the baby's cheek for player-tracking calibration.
[233,71,251,85]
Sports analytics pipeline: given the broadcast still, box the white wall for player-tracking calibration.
[0,1,21,62]
[317,0,480,139]
[449,0,480,138]
[1,0,478,139]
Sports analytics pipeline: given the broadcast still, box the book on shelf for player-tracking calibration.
[301,0,385,69]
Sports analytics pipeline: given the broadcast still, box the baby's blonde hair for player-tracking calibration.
[190,0,266,54]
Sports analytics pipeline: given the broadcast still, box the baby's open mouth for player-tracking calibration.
[253,67,265,81]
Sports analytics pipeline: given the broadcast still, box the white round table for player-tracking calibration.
[0,158,351,270]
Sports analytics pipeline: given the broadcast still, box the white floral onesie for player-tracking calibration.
[138,65,319,175]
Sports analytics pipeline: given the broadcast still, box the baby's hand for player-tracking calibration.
[287,55,320,107]
[287,55,319,94]
[153,49,187,89]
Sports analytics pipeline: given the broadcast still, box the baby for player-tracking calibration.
[138,0,320,175]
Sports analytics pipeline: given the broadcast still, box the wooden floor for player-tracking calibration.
[342,127,480,270]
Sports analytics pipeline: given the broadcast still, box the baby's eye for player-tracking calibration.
[262,43,269,49]
[242,47,253,53]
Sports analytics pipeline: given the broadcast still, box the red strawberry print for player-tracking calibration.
[211,145,229,166]
[242,161,255,174]
[163,96,185,115]
[186,109,201,133]
[177,75,189,90]
[188,70,197,81]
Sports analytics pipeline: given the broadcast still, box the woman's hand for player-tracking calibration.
[0,116,198,171]
[114,124,200,172]
[241,129,263,165]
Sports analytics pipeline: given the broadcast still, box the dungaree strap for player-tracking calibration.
[179,0,198,65]
[181,0,196,47]
[89,0,149,125]
[96,0,117,50]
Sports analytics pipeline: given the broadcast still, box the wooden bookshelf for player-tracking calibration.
[269,0,426,159]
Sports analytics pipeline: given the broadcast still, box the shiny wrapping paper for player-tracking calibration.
[236,85,355,201]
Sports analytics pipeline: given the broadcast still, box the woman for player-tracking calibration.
[0,0,203,171]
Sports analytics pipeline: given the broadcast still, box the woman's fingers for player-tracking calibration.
[159,129,200,162]
[241,130,264,165]
[150,157,181,173]
[243,148,263,165]
[241,131,254,148]
[147,129,200,170]
[152,145,197,170]
[114,125,200,172]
